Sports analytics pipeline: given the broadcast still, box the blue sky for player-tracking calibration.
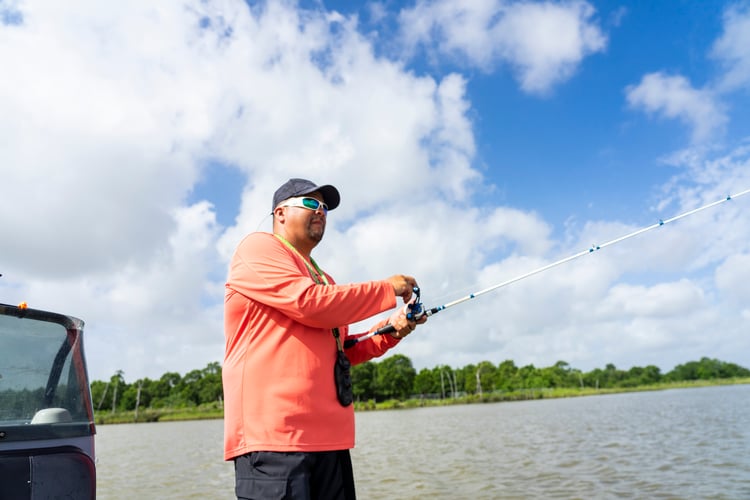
[2,0,750,382]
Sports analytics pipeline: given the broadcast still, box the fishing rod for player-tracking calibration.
[344,188,750,349]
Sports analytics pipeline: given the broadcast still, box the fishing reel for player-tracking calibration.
[405,286,425,322]
[343,285,427,349]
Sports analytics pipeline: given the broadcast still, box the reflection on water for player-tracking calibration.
[96,385,750,499]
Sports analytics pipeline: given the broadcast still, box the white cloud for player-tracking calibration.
[392,143,750,373]
[0,1,228,280]
[1,1,749,384]
[397,0,607,94]
[596,280,705,318]
[0,0,482,380]
[711,3,750,92]
[625,72,727,143]
[626,3,750,144]
[715,253,750,304]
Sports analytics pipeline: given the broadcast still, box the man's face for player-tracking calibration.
[281,191,327,244]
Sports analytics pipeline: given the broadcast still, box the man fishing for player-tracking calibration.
[222,177,426,499]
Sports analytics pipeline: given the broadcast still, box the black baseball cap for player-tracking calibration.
[272,178,341,212]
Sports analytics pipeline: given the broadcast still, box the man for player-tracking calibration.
[223,178,425,499]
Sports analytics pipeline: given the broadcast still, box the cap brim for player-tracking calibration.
[298,184,340,211]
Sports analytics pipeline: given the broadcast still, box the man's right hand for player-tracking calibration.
[386,275,419,303]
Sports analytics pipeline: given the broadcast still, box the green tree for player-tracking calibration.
[640,365,662,385]
[589,363,627,388]
[90,356,750,410]
[583,368,604,389]
[438,366,459,398]
[621,365,661,387]
[474,361,498,397]
[90,380,108,411]
[720,361,750,378]
[150,372,183,407]
[460,364,477,394]
[665,361,699,382]
[518,364,544,389]
[351,361,377,401]
[496,359,519,391]
[413,368,438,396]
[540,361,575,388]
[119,378,153,410]
[104,370,127,411]
[666,357,750,381]
[375,354,416,400]
[197,362,223,404]
[180,368,207,406]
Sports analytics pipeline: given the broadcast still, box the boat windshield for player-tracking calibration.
[0,304,95,442]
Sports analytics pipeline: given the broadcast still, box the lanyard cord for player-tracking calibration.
[274,234,345,352]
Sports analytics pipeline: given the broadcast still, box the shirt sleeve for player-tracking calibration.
[344,318,402,366]
[227,232,397,330]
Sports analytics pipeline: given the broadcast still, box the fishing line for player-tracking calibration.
[344,188,750,348]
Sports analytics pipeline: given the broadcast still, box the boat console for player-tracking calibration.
[0,302,96,499]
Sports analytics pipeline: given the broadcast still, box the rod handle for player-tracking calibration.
[343,324,395,349]
[372,323,396,336]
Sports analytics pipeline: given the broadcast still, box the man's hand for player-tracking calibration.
[387,305,417,339]
[386,274,419,303]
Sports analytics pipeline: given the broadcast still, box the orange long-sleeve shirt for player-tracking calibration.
[223,232,400,460]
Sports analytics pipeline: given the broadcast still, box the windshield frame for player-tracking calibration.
[0,303,96,444]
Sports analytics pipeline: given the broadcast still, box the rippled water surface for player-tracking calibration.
[96,385,750,499]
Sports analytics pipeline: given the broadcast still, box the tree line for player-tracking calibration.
[91,356,750,412]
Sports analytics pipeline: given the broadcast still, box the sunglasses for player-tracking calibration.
[281,197,329,213]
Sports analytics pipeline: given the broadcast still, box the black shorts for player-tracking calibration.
[234,450,356,500]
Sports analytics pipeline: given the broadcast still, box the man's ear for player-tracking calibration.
[273,206,286,223]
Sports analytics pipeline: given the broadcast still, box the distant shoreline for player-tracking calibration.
[94,377,750,425]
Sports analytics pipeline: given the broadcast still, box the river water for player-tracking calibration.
[95,385,750,499]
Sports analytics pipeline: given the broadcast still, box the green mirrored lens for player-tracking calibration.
[302,198,326,211]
